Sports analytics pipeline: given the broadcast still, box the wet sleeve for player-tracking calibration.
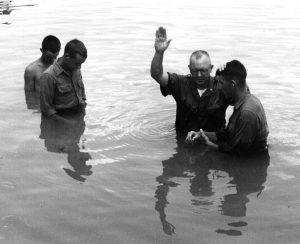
[82,82,86,101]
[216,128,228,142]
[40,73,57,116]
[160,72,183,100]
[218,111,258,154]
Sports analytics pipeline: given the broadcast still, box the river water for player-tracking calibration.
[1,0,300,243]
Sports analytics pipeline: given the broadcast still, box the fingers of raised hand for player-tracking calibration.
[166,39,171,47]
[156,26,167,41]
[158,26,167,38]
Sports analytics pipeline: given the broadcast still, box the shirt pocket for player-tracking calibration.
[57,83,72,94]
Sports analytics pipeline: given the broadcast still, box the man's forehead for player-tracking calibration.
[44,50,59,55]
[190,55,211,67]
[216,75,228,83]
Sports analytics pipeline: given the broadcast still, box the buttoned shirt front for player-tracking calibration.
[160,73,229,133]
[216,93,269,154]
[40,61,86,116]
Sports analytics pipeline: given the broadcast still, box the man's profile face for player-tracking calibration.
[41,49,59,64]
[217,75,234,103]
[66,53,86,71]
[189,55,212,87]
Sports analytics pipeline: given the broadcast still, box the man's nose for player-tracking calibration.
[196,71,202,77]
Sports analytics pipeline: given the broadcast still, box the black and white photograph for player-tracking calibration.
[0,0,300,243]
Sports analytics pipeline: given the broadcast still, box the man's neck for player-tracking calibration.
[39,56,51,67]
[194,76,211,90]
[233,90,248,108]
[58,57,71,74]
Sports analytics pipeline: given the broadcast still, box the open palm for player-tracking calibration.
[155,27,171,52]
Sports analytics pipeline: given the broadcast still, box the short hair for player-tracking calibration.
[190,50,210,60]
[42,35,61,53]
[64,39,87,59]
[216,60,247,87]
[189,50,211,65]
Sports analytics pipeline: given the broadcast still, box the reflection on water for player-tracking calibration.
[155,135,269,236]
[1,0,300,242]
[39,108,92,182]
[0,0,36,24]
[0,0,36,15]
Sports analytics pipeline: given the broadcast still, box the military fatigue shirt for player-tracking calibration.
[160,73,229,133]
[216,93,269,154]
[40,61,86,116]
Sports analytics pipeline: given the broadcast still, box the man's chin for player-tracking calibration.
[192,78,210,88]
[195,81,206,89]
[44,60,54,65]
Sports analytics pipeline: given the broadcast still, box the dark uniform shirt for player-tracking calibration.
[216,93,269,154]
[160,72,229,133]
[40,61,86,116]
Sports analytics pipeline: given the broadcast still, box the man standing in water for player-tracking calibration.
[40,39,87,121]
[151,27,229,134]
[186,60,269,154]
[24,35,61,92]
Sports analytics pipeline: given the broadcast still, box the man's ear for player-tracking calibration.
[231,80,237,87]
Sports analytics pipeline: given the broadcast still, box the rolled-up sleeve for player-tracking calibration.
[160,72,182,99]
[218,111,258,154]
[40,73,57,116]
[82,83,86,101]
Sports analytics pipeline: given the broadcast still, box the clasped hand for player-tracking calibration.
[185,129,208,144]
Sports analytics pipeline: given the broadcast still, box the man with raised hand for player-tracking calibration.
[186,60,269,154]
[151,27,229,134]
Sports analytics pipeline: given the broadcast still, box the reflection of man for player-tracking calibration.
[24,35,61,92]
[215,152,269,236]
[155,137,213,235]
[186,60,269,154]
[40,108,92,182]
[151,27,229,133]
[155,136,269,235]
[40,39,87,122]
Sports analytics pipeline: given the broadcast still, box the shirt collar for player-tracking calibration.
[188,75,215,99]
[234,93,251,110]
[52,58,71,77]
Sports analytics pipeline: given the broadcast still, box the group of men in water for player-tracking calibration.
[24,26,269,155]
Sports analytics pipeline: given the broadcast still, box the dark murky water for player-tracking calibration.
[1,0,300,243]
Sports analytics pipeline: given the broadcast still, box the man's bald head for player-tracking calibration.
[189,50,211,67]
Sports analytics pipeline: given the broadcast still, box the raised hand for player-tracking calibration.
[154,27,171,53]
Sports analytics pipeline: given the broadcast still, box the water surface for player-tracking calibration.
[1,0,300,243]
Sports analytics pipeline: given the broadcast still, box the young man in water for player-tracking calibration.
[24,35,61,92]
[40,39,87,122]
[186,60,269,154]
[151,27,229,134]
